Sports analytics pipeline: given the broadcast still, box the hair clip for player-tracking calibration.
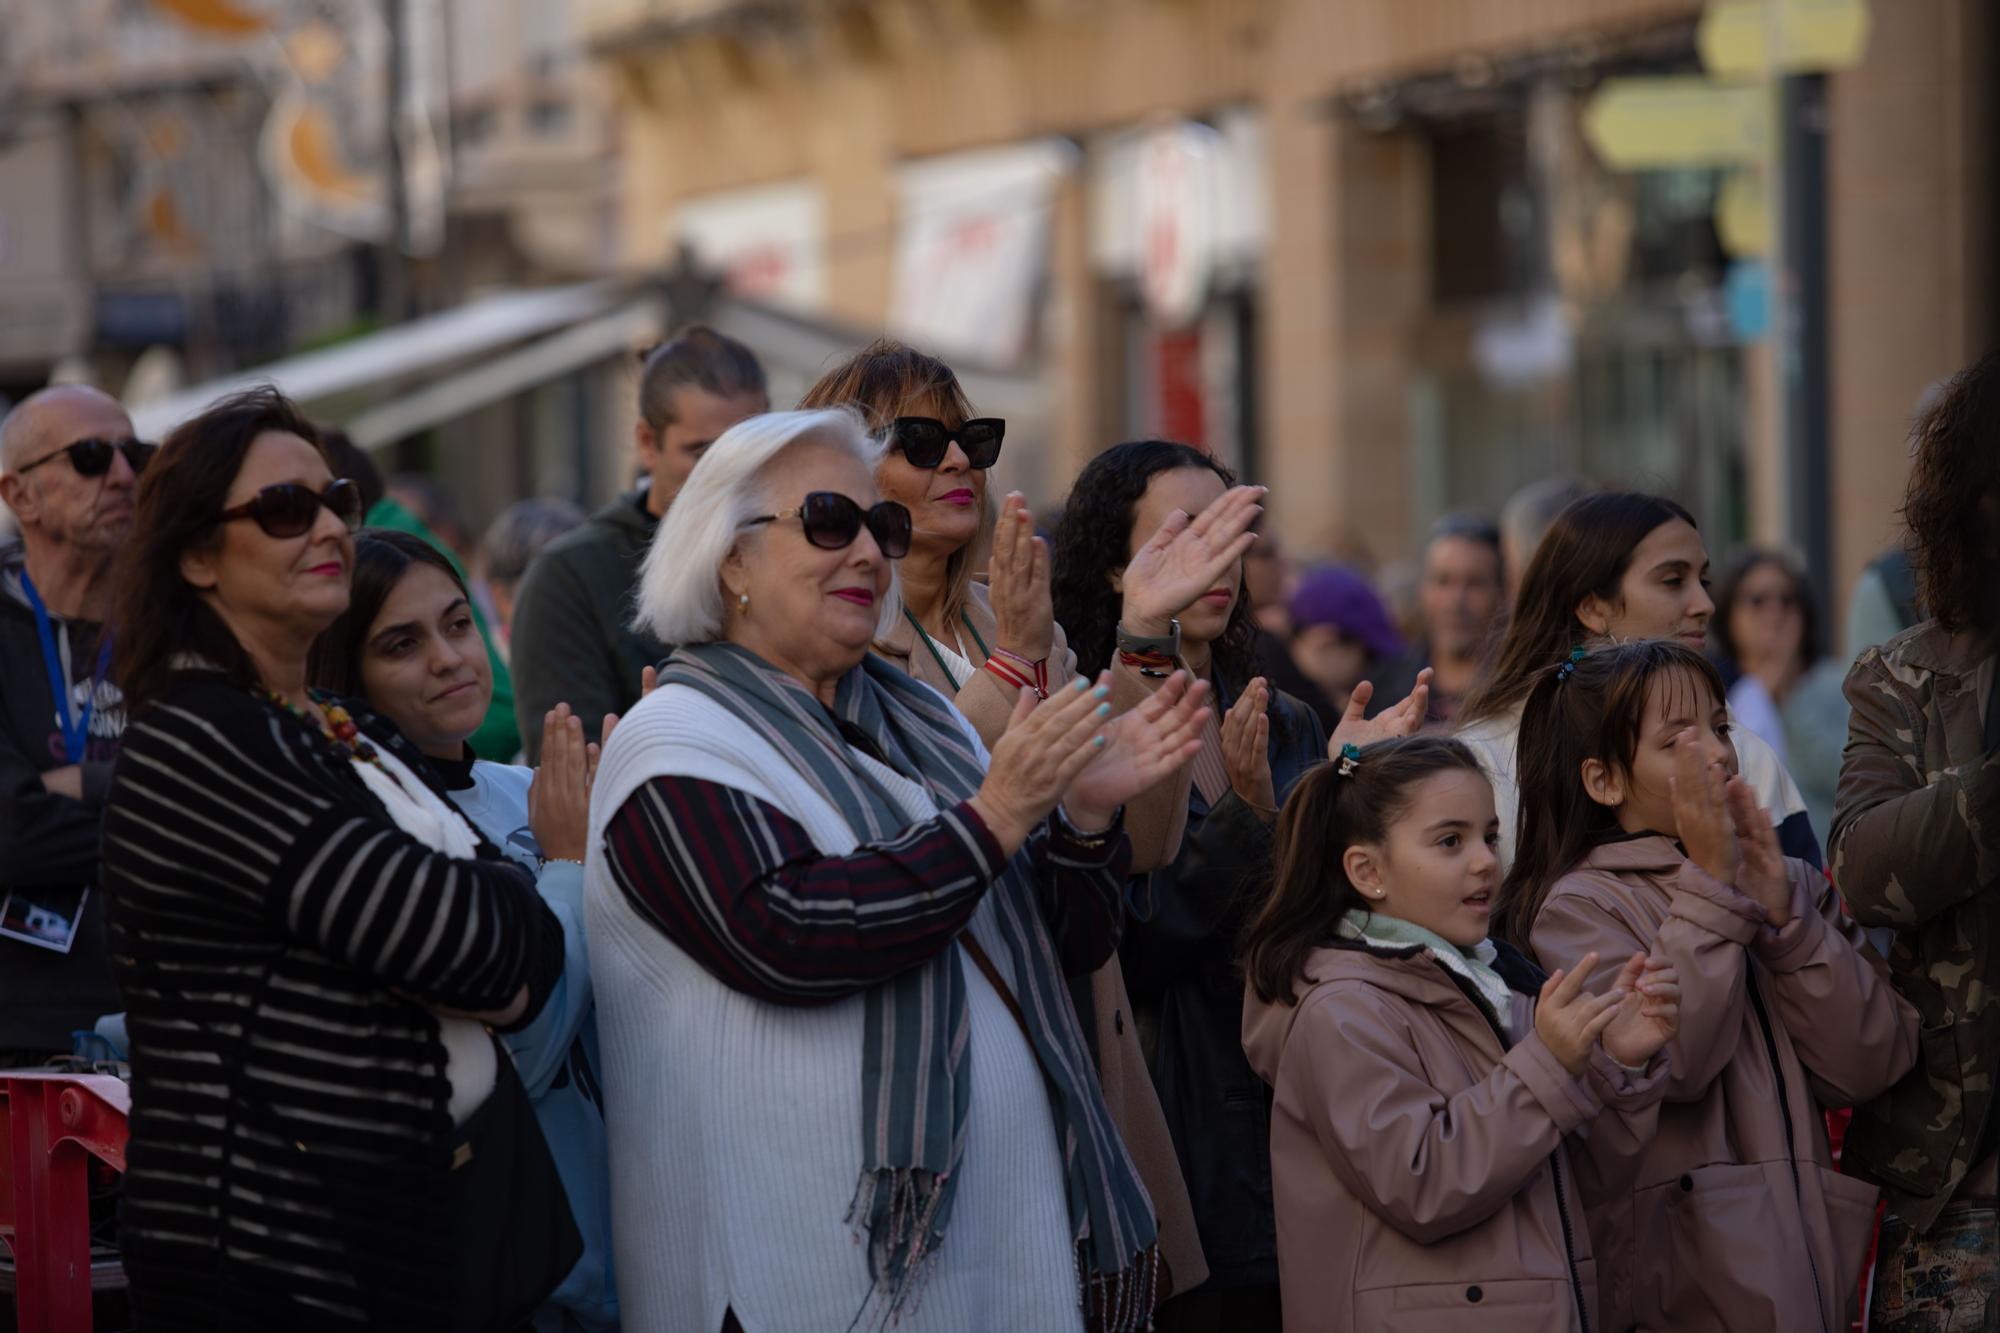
[1335,743,1362,777]
[1556,645,1586,683]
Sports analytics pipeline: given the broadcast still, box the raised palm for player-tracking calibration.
[1328,670,1434,758]
[1066,672,1209,817]
[1120,485,1265,629]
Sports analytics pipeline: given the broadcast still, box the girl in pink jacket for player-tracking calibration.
[1499,640,1919,1332]
[1240,735,1678,1332]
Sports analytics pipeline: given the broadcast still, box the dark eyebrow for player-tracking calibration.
[1425,818,1473,834]
[370,598,468,649]
[1650,558,1694,578]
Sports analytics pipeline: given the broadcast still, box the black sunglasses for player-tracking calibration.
[216,479,365,539]
[890,416,1005,470]
[746,491,911,559]
[17,437,157,478]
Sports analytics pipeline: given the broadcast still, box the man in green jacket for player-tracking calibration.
[511,327,767,761]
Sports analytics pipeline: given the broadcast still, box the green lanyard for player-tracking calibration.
[905,609,991,688]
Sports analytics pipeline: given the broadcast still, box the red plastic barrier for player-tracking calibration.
[0,1072,129,1333]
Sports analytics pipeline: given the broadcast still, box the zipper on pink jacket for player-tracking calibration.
[1747,969,1831,1333]
[1435,956,1591,1333]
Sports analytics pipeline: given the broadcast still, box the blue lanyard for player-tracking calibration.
[20,570,110,764]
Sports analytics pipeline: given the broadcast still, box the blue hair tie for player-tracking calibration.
[1335,743,1362,777]
[1556,645,1586,682]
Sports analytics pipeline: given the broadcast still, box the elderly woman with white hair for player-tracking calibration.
[586,408,1214,1333]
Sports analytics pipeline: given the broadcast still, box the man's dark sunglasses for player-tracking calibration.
[746,491,912,559]
[17,437,157,478]
[890,416,1005,470]
[216,479,365,539]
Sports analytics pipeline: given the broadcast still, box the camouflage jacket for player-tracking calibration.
[1831,620,2000,1231]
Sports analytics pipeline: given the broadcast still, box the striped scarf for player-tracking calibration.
[658,642,1158,1327]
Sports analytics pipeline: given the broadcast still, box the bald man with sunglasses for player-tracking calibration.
[0,384,148,1060]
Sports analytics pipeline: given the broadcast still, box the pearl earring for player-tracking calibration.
[737,592,750,613]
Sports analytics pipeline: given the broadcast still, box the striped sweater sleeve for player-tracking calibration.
[604,775,1129,1003]
[109,696,564,1022]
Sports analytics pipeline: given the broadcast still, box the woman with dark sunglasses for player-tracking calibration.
[100,387,569,1332]
[800,341,1266,1302]
[591,407,1211,1331]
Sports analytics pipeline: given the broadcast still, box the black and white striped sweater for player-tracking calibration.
[101,672,564,1332]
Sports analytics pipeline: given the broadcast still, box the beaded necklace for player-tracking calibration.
[264,687,385,770]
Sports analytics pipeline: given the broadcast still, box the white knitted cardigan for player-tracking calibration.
[584,682,1086,1333]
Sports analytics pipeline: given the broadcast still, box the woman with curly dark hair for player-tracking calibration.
[1050,441,1427,1332]
[1832,349,2000,1332]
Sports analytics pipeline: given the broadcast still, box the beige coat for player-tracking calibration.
[872,581,1210,1296]
[1241,939,1663,1333]
[1530,836,1921,1332]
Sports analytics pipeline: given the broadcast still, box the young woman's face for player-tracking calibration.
[1123,466,1237,646]
[1600,669,1738,838]
[358,562,492,758]
[1357,769,1501,949]
[1727,561,1805,671]
[1583,518,1716,652]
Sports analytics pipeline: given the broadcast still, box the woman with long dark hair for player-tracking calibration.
[311,530,619,1332]
[1051,440,1427,1330]
[1457,490,1819,876]
[100,388,569,1331]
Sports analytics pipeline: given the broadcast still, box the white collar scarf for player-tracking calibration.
[1337,909,1515,1038]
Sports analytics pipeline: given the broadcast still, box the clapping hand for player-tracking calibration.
[1668,729,1741,888]
[989,491,1055,664]
[1599,952,1682,1068]
[1065,670,1211,829]
[1119,486,1265,635]
[1328,669,1433,758]
[1221,677,1276,819]
[528,704,596,863]
[1727,778,1792,928]
[970,674,1129,854]
[1534,951,1627,1076]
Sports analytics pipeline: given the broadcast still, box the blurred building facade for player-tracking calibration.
[0,0,627,534]
[585,0,1995,612]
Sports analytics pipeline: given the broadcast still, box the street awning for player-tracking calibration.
[130,280,638,440]
[126,281,1053,489]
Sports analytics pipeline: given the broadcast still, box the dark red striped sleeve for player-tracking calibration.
[1026,809,1132,977]
[602,775,1006,1006]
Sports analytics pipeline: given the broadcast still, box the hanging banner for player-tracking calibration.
[1091,112,1266,328]
[669,180,828,314]
[890,139,1076,367]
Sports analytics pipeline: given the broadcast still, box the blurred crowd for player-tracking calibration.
[0,327,1990,1333]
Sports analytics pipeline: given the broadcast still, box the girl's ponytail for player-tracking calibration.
[1241,735,1489,1004]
